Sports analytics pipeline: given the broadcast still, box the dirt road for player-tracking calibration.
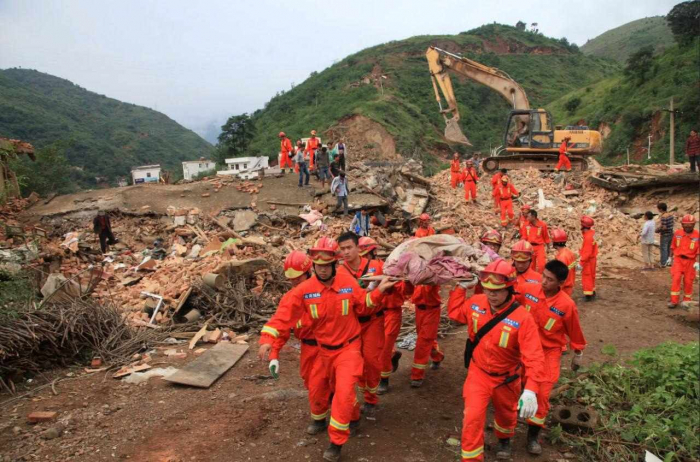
[0,268,696,462]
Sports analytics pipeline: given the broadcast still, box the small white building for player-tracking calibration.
[131,164,161,184]
[182,158,216,181]
[218,156,269,179]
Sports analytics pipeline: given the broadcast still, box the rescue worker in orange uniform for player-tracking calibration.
[461,159,479,204]
[490,168,507,213]
[496,175,519,228]
[517,204,532,231]
[337,232,385,414]
[555,136,572,173]
[415,213,436,237]
[279,132,293,173]
[551,229,577,297]
[447,260,545,461]
[259,251,317,389]
[410,219,444,387]
[511,240,543,286]
[305,130,321,172]
[525,260,586,454]
[579,216,599,301]
[480,229,503,261]
[258,237,395,462]
[450,152,462,189]
[669,214,700,308]
[520,209,551,273]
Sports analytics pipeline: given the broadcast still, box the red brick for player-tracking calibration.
[27,411,58,424]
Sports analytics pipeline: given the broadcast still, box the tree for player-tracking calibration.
[565,97,582,114]
[9,140,77,197]
[667,1,700,45]
[515,21,526,31]
[216,114,256,164]
[624,46,655,86]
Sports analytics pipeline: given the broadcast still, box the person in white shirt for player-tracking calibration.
[640,211,656,270]
[330,171,349,215]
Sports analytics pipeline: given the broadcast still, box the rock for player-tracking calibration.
[232,210,258,232]
[242,388,308,403]
[446,437,460,447]
[90,357,103,368]
[12,426,22,435]
[201,193,210,198]
[187,244,202,259]
[41,425,64,440]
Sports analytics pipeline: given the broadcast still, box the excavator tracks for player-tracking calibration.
[480,154,588,173]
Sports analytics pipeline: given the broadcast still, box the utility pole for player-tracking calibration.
[626,146,630,165]
[648,134,652,160]
[669,97,675,165]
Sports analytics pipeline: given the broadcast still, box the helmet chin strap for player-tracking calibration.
[315,263,336,282]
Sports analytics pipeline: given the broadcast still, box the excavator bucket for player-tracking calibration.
[444,119,472,146]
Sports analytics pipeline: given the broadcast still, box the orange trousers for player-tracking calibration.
[464,181,477,202]
[411,305,444,380]
[499,199,514,227]
[358,315,385,405]
[279,152,293,170]
[581,256,597,296]
[529,244,546,273]
[380,308,403,379]
[460,365,520,460]
[299,343,320,390]
[492,190,500,212]
[526,347,561,428]
[308,341,362,445]
[451,172,461,188]
[671,257,696,304]
[555,154,571,172]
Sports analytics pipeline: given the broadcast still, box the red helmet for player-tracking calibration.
[358,237,378,256]
[283,250,312,279]
[521,204,531,213]
[308,237,339,264]
[501,175,509,183]
[580,215,595,228]
[479,260,517,290]
[278,131,286,138]
[510,240,534,262]
[551,228,568,243]
[681,214,696,225]
[419,213,430,221]
[480,229,503,246]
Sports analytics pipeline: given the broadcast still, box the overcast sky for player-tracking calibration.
[0,0,678,143]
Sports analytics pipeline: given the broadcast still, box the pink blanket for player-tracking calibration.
[384,252,472,285]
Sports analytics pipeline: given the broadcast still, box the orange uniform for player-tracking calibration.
[267,292,319,390]
[305,136,320,170]
[461,167,479,203]
[379,281,413,379]
[670,229,699,304]
[410,284,444,380]
[579,229,599,296]
[490,172,503,211]
[450,159,462,188]
[259,272,385,446]
[447,291,545,461]
[339,259,385,405]
[555,141,572,172]
[496,183,519,227]
[280,137,293,170]
[415,226,436,238]
[527,290,586,428]
[555,247,577,296]
[516,268,543,287]
[520,219,550,273]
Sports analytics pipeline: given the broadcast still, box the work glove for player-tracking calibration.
[518,390,538,419]
[458,183,464,188]
[458,279,479,289]
[571,351,583,371]
[575,264,583,272]
[694,262,699,272]
[367,281,379,291]
[269,359,280,379]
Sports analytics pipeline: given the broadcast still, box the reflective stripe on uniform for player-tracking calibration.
[381,371,392,378]
[412,362,428,369]
[261,326,279,338]
[461,446,484,459]
[498,331,510,348]
[342,299,349,316]
[494,421,515,435]
[329,416,349,431]
[544,318,556,331]
[568,260,577,269]
[583,290,595,295]
[310,304,319,318]
[366,293,375,308]
[528,415,546,425]
[311,410,329,420]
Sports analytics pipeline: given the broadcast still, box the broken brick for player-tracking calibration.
[27,411,58,424]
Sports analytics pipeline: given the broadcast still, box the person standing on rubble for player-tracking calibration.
[331,171,349,216]
[446,260,545,461]
[668,214,699,309]
[450,152,462,189]
[551,229,577,296]
[554,136,572,173]
[295,143,310,187]
[685,129,700,173]
[336,139,347,172]
[316,146,331,189]
[258,251,317,389]
[258,237,395,462]
[510,240,543,285]
[279,132,294,174]
[350,209,371,237]
[520,210,550,273]
[496,175,519,228]
[525,260,586,455]
[461,159,479,204]
[640,211,656,270]
[93,210,117,253]
[305,130,320,172]
[517,205,532,232]
[491,168,507,214]
[337,232,385,415]
[579,216,599,301]
[657,202,674,267]
[409,219,444,388]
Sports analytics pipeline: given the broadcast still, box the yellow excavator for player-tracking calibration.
[426,46,602,172]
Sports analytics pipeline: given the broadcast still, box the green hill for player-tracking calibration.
[245,24,620,173]
[0,69,214,188]
[549,39,699,164]
[581,16,675,62]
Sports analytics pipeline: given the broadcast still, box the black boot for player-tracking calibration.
[349,419,360,437]
[430,360,441,370]
[323,443,342,462]
[361,402,376,416]
[410,379,423,388]
[306,419,327,435]
[377,378,389,395]
[527,425,543,455]
[496,438,512,460]
[391,351,402,372]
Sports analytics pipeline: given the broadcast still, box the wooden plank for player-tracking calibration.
[164,342,248,388]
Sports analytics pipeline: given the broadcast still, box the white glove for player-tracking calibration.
[269,359,280,379]
[458,183,464,188]
[458,279,479,289]
[575,264,583,271]
[367,281,379,291]
[694,263,699,271]
[518,389,538,419]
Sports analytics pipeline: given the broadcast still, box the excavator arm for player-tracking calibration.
[426,46,530,145]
